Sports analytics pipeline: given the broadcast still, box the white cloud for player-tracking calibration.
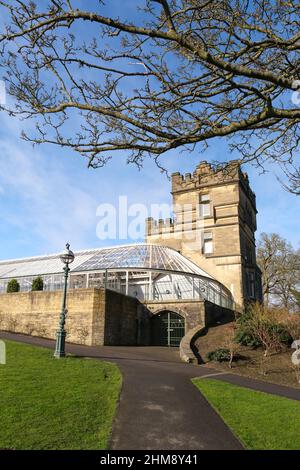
[1,100,298,260]
[0,134,98,253]
[0,110,172,256]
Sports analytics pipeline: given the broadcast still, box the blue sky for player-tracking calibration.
[0,0,299,260]
[0,104,299,261]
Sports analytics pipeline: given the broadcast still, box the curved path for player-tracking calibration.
[0,332,300,450]
[2,332,299,450]
[0,332,242,450]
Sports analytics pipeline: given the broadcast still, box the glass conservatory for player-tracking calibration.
[0,244,233,308]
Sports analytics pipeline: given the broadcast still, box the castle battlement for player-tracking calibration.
[146,217,174,236]
[146,158,262,309]
[171,160,256,207]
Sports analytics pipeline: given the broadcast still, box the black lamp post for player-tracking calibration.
[54,243,75,359]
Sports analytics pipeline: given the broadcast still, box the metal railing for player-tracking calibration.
[0,269,234,309]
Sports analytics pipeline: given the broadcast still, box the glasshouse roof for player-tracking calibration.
[0,244,214,280]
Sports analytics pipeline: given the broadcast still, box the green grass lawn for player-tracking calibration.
[193,378,300,450]
[0,340,121,450]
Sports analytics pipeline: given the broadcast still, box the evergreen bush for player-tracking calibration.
[31,276,44,292]
[206,348,231,362]
[7,279,20,293]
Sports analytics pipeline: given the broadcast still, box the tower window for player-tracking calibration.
[203,232,213,254]
[199,194,211,217]
[245,243,254,265]
[249,272,255,298]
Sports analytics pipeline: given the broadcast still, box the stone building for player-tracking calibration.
[0,160,262,351]
[146,161,262,311]
[0,244,234,348]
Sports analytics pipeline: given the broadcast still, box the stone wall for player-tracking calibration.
[103,289,139,345]
[144,299,206,333]
[204,301,236,327]
[0,288,140,347]
[144,299,234,332]
[0,288,235,349]
[0,288,104,346]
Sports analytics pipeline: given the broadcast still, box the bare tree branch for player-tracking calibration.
[0,0,299,187]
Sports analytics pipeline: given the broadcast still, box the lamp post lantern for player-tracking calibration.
[54,243,75,359]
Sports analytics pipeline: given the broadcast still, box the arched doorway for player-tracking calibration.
[151,311,185,347]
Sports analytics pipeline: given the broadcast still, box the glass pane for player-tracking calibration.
[204,240,213,254]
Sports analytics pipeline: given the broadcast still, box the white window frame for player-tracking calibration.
[199,194,211,217]
[203,232,213,254]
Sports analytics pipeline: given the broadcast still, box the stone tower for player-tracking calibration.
[145,161,262,310]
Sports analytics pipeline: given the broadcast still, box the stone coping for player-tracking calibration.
[179,325,205,364]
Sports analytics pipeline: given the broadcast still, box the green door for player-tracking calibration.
[151,311,185,347]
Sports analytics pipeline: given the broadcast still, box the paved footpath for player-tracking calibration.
[1,332,300,450]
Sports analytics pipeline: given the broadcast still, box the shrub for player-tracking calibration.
[223,323,240,368]
[235,305,291,349]
[7,279,20,293]
[235,309,261,348]
[243,303,286,358]
[235,329,261,348]
[291,289,300,310]
[285,315,300,341]
[31,276,44,292]
[206,348,231,362]
[269,323,291,345]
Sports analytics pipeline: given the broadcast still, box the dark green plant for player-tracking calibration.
[206,348,231,362]
[235,309,261,348]
[235,329,261,348]
[268,324,292,345]
[7,279,20,293]
[31,276,44,292]
[235,304,292,349]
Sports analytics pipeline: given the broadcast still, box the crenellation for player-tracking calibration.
[146,216,174,236]
[147,158,262,309]
[239,170,256,208]
[171,160,243,194]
